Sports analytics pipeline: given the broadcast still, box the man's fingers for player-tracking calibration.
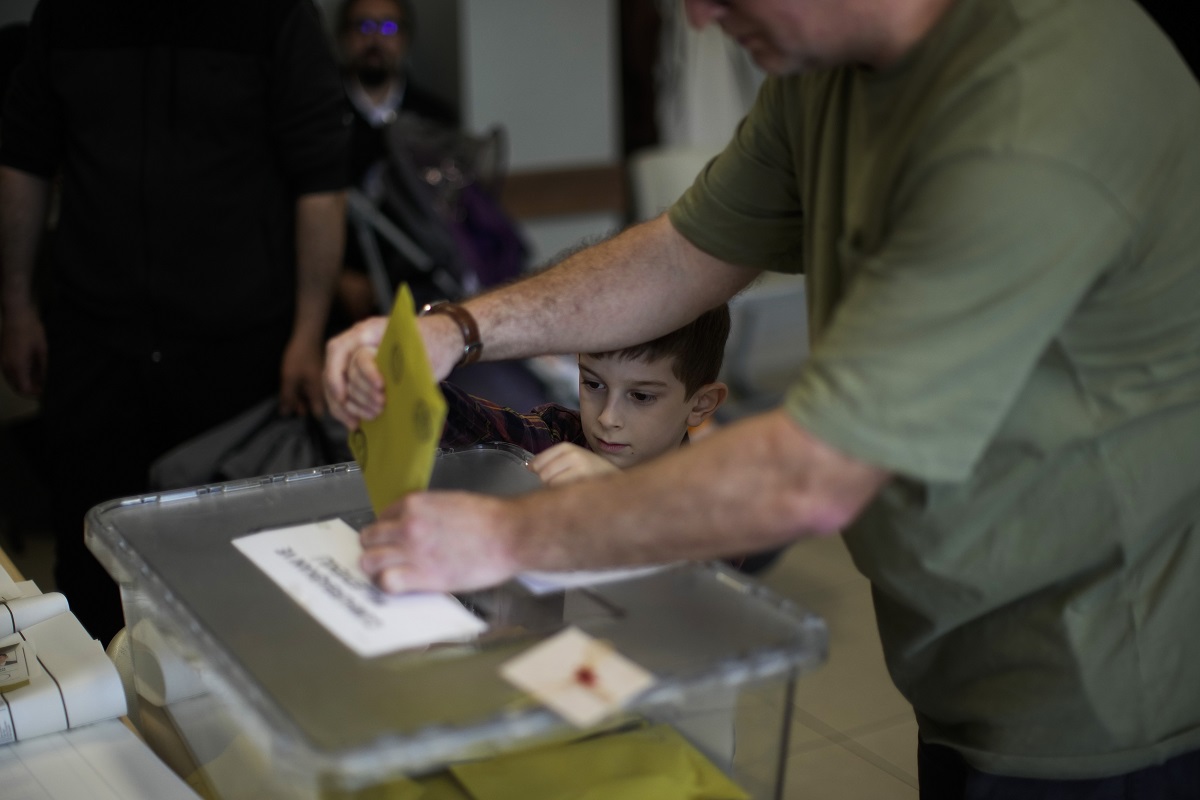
[323,346,349,405]
[360,543,407,573]
[350,348,385,390]
[329,403,360,431]
[360,546,440,594]
[344,348,385,419]
[324,317,385,402]
[378,566,411,594]
[360,517,405,547]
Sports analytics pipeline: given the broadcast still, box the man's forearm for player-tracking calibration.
[463,214,761,363]
[292,190,346,343]
[506,408,892,571]
[0,166,51,316]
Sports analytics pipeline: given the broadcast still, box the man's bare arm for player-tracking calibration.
[326,213,761,425]
[511,410,890,570]
[359,409,891,593]
[452,213,761,364]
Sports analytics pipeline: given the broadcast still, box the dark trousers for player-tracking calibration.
[44,320,285,645]
[919,739,1200,800]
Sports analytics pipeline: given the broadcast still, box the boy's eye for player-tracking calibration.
[629,391,656,404]
[581,379,604,392]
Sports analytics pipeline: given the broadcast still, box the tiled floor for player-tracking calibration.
[754,536,919,799]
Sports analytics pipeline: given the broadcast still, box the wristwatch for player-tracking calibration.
[419,301,483,367]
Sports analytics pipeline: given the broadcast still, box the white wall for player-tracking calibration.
[460,0,617,169]
[459,0,621,266]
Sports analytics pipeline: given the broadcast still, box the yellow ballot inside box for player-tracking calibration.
[349,284,448,516]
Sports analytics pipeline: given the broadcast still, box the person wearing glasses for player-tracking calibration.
[332,0,461,326]
[337,0,458,191]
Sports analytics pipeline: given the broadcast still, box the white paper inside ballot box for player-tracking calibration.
[233,519,487,658]
[517,564,674,595]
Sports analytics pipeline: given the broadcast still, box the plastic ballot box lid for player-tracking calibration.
[86,444,827,788]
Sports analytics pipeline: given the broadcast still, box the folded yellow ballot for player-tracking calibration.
[320,724,749,800]
[349,284,448,516]
[446,724,750,800]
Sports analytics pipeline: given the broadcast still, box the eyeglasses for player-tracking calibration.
[352,18,402,36]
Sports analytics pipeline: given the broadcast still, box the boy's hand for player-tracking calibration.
[529,443,618,487]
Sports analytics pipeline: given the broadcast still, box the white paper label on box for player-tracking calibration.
[233,520,487,659]
[499,626,655,728]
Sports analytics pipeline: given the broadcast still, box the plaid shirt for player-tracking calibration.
[440,382,590,454]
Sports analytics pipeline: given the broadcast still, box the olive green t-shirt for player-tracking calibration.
[672,0,1200,780]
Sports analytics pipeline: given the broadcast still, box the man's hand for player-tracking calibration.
[324,315,388,428]
[324,311,474,429]
[529,443,618,487]
[359,491,521,594]
[339,344,386,423]
[0,306,47,397]
[279,334,325,417]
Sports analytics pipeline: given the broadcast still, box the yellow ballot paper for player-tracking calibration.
[349,284,448,516]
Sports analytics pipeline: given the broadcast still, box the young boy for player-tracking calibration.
[438,303,731,487]
[346,301,778,572]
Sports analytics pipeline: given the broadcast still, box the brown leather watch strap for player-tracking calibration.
[419,301,483,367]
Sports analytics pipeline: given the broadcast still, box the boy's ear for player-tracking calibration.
[686,381,728,428]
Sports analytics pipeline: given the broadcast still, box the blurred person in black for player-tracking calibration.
[0,0,349,644]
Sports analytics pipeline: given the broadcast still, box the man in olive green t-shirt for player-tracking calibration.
[325,0,1200,794]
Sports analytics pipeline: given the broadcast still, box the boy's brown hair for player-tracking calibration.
[589,304,731,396]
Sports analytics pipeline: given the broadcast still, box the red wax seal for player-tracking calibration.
[574,666,597,687]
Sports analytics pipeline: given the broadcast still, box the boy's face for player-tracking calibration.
[576,353,701,470]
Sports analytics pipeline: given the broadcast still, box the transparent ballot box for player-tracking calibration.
[87,445,827,799]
